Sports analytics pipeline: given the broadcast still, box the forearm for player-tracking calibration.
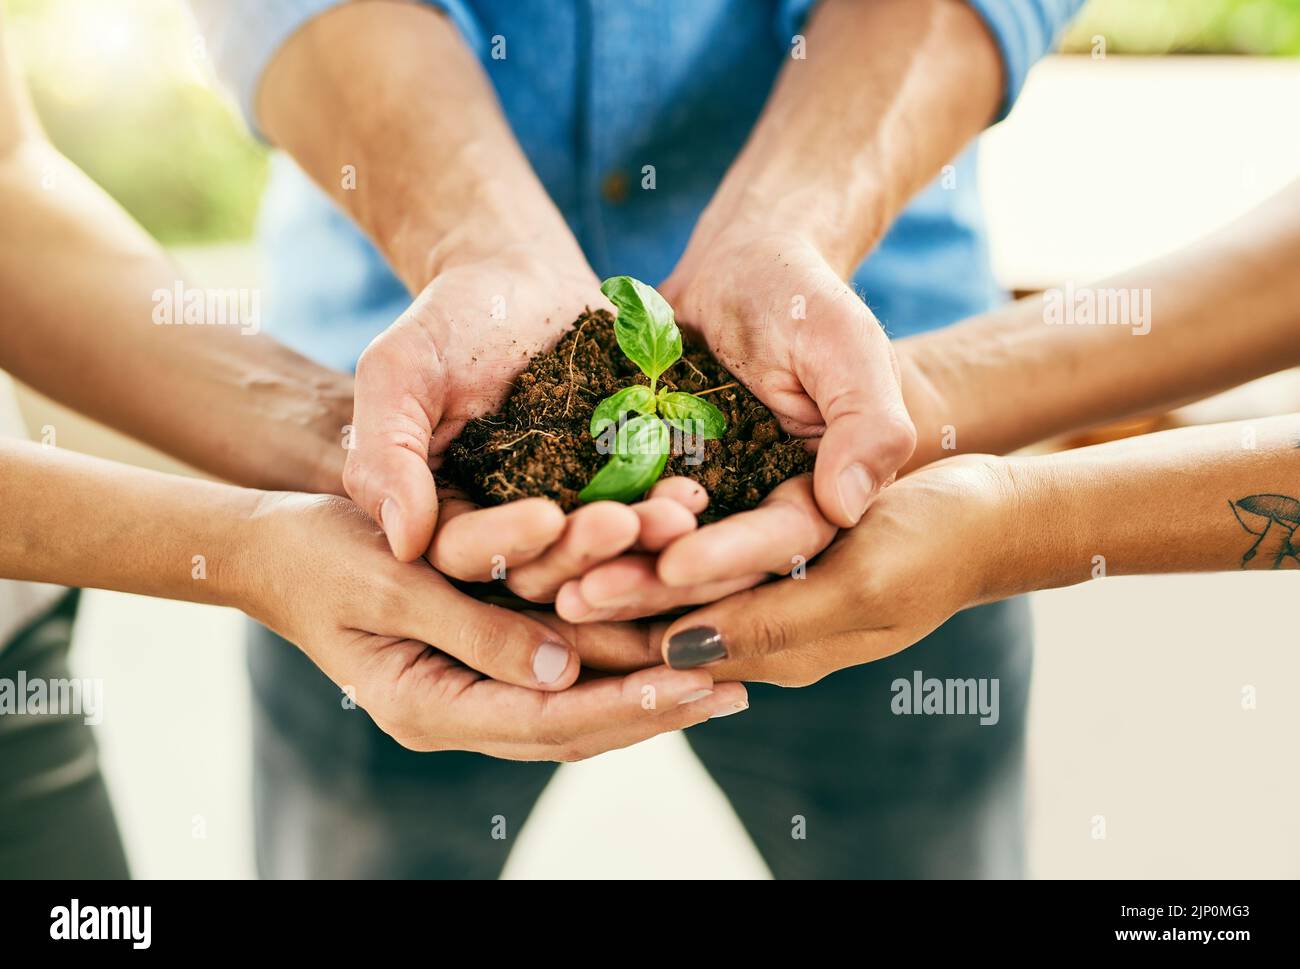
[902,180,1300,468]
[0,144,350,494]
[0,19,347,493]
[686,0,1002,275]
[988,415,1300,601]
[257,1,582,291]
[0,437,259,605]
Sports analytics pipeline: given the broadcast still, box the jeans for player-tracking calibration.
[248,599,1032,879]
[0,591,129,879]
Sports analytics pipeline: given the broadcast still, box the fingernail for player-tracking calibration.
[666,626,727,669]
[837,463,874,523]
[710,700,749,719]
[677,688,714,706]
[532,641,571,686]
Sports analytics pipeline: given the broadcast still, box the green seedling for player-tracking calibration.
[579,276,727,503]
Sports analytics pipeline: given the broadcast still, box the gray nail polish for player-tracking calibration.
[667,626,727,669]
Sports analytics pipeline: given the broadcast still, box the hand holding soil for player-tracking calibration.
[347,230,917,626]
[421,476,714,609]
[440,277,814,516]
[637,456,1017,686]
[342,249,603,561]
[435,274,848,623]
[342,252,733,606]
[510,232,923,624]
[661,228,918,527]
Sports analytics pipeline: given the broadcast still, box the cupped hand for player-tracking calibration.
[343,245,604,561]
[554,473,838,623]
[237,491,747,758]
[660,229,917,528]
[424,475,707,604]
[644,455,1019,686]
[541,227,918,624]
[425,473,838,626]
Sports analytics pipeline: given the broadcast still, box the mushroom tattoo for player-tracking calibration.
[1229,494,1300,570]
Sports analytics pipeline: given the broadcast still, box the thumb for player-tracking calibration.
[660,568,854,670]
[344,325,442,561]
[801,294,916,527]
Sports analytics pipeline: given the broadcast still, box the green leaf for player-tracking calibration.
[589,384,655,438]
[579,414,670,504]
[658,391,727,440]
[600,276,682,382]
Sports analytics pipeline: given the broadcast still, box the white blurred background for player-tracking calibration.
[7,1,1300,878]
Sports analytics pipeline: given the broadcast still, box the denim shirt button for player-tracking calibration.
[600,169,630,204]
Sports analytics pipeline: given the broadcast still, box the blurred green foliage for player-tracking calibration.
[3,0,266,244]
[1062,0,1300,55]
[2,0,1297,245]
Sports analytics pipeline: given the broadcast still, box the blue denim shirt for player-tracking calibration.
[191,0,1083,373]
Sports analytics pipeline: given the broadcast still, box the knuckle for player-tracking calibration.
[734,654,825,688]
[394,733,438,753]
[853,416,916,484]
[532,722,575,750]
[550,744,587,764]
[748,613,799,658]
[527,695,572,749]
[849,558,890,608]
[782,661,830,689]
[355,333,392,376]
[529,724,568,749]
[458,619,512,676]
[857,574,885,606]
[375,715,441,753]
[373,568,410,620]
[879,414,918,463]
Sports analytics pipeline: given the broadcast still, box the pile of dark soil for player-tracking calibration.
[440,309,813,522]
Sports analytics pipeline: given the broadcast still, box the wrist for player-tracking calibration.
[407,177,585,290]
[981,455,1091,602]
[220,365,352,495]
[223,489,297,618]
[672,178,888,298]
[185,482,271,613]
[297,426,348,497]
[297,376,352,496]
[688,148,890,282]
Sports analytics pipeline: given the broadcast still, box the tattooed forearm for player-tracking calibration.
[1230,494,1300,570]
